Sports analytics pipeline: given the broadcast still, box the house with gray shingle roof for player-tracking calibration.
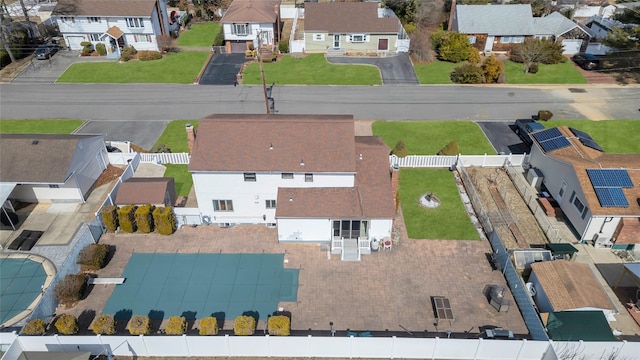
[188,114,396,261]
[221,0,281,53]
[532,12,591,54]
[303,2,409,54]
[52,0,170,57]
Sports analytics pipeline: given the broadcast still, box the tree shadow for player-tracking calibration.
[114,309,133,333]
[212,311,225,331]
[77,309,96,335]
[148,310,164,333]
[181,311,197,333]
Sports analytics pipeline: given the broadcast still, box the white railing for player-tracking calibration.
[107,152,137,165]
[390,154,529,168]
[140,152,190,164]
[358,238,371,255]
[96,153,140,212]
[289,8,305,53]
[331,237,343,254]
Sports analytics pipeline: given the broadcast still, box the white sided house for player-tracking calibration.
[528,126,640,250]
[221,0,280,53]
[0,134,108,204]
[189,115,395,261]
[52,0,169,56]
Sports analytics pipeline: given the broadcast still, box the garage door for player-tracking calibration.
[230,41,247,53]
[66,35,86,50]
[562,39,583,55]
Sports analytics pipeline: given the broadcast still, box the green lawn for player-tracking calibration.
[0,120,84,133]
[400,169,479,240]
[152,120,199,153]
[414,61,458,84]
[177,22,221,47]
[164,164,193,197]
[242,54,381,85]
[57,52,209,83]
[373,121,495,155]
[542,120,640,154]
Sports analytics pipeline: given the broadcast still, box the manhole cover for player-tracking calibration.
[507,92,515,97]
[568,88,587,93]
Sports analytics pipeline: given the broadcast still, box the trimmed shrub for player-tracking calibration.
[165,316,187,335]
[468,50,481,64]
[278,40,289,54]
[138,50,163,61]
[54,274,88,304]
[95,43,107,56]
[450,63,484,84]
[430,30,473,63]
[537,110,553,121]
[118,205,137,233]
[21,319,46,335]
[199,317,219,335]
[153,206,176,235]
[55,314,78,335]
[101,205,118,232]
[267,315,290,336]
[91,314,116,335]
[213,30,225,46]
[127,315,151,335]
[134,205,154,233]
[77,243,109,270]
[437,141,459,156]
[529,63,539,74]
[481,55,504,83]
[391,140,408,158]
[120,45,137,62]
[80,41,93,55]
[233,315,256,336]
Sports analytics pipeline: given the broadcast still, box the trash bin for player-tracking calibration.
[371,238,379,252]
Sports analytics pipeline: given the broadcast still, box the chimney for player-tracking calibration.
[186,123,196,154]
[447,0,457,31]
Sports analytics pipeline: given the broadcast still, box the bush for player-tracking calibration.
[101,205,118,232]
[404,22,417,35]
[165,316,187,335]
[430,30,473,63]
[450,63,484,84]
[267,315,290,336]
[468,49,481,64]
[55,314,78,335]
[118,205,137,233]
[529,63,539,74]
[54,274,88,304]
[213,30,225,46]
[95,43,107,56]
[391,140,408,158]
[80,41,94,55]
[438,141,459,155]
[91,314,116,335]
[481,55,504,83]
[199,317,219,335]
[127,315,151,335]
[278,40,289,54]
[153,206,176,235]
[153,144,172,153]
[22,319,46,335]
[537,110,553,121]
[138,50,163,61]
[120,45,137,62]
[233,315,256,336]
[77,243,109,270]
[134,205,154,233]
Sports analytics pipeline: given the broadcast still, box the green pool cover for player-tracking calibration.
[0,258,47,325]
[103,253,299,320]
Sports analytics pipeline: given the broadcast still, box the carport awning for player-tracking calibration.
[546,243,579,256]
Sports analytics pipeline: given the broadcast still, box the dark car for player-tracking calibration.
[572,53,600,70]
[514,119,545,146]
[35,44,60,60]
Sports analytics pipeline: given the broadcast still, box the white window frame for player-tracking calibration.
[305,173,313,182]
[558,180,567,201]
[89,33,100,41]
[60,16,75,23]
[313,33,324,41]
[126,18,144,28]
[281,173,294,179]
[134,34,152,42]
[467,35,476,44]
[266,200,276,209]
[88,17,100,23]
[213,199,234,212]
[234,23,249,36]
[244,172,256,182]
[351,34,365,43]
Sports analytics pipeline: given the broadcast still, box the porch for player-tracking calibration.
[329,219,376,261]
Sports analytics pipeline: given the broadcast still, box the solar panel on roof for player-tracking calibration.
[612,169,633,188]
[580,138,605,152]
[609,187,629,207]
[539,137,572,152]
[532,128,562,142]
[594,188,616,207]
[586,169,607,187]
[587,169,633,188]
[569,127,594,141]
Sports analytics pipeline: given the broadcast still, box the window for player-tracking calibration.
[213,200,234,211]
[49,184,59,188]
[467,35,476,44]
[281,173,294,179]
[313,33,324,41]
[350,34,365,43]
[244,173,256,182]
[266,200,276,209]
[234,23,248,36]
[500,36,524,44]
[305,173,313,182]
[126,18,144,28]
[89,33,101,41]
[572,196,585,214]
[87,17,100,22]
[558,180,567,200]
[60,16,75,23]
[134,34,152,42]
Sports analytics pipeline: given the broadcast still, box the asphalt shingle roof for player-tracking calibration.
[115,177,175,205]
[532,12,582,36]
[304,2,399,33]
[454,4,535,36]
[221,0,280,23]
[52,0,157,17]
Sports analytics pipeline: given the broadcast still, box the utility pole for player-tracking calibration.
[257,30,270,114]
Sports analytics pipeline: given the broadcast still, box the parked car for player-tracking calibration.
[514,119,544,146]
[572,53,600,70]
[35,44,61,60]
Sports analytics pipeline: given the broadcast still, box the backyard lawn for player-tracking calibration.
[400,169,479,240]
[373,121,495,155]
[242,54,381,85]
[57,52,209,83]
[152,120,199,196]
[542,120,640,154]
[0,120,84,133]
[164,164,193,197]
[176,22,221,47]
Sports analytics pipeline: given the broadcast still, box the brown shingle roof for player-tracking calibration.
[276,187,362,218]
[105,26,124,39]
[530,260,614,311]
[0,134,97,183]
[189,114,356,173]
[52,0,157,17]
[221,0,280,23]
[540,126,640,216]
[114,177,176,205]
[304,2,399,33]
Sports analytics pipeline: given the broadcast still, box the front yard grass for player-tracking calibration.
[242,54,381,85]
[57,52,209,83]
[414,61,458,84]
[541,120,640,154]
[0,120,84,133]
[373,121,494,155]
[177,22,221,47]
[400,169,479,240]
[152,120,199,196]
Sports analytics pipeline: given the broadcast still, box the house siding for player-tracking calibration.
[223,22,275,45]
[585,217,622,242]
[277,218,329,241]
[305,33,397,53]
[11,183,83,203]
[370,218,393,241]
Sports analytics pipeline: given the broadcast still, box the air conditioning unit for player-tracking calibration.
[526,168,544,190]
[525,282,536,298]
[593,233,613,248]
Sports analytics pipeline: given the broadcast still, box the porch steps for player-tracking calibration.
[341,239,360,261]
[325,48,346,57]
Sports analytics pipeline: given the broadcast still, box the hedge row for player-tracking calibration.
[76,243,109,271]
[100,205,176,235]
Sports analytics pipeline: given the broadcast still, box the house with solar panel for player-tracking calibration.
[528,126,640,249]
[188,114,396,261]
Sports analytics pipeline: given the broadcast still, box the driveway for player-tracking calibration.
[10,50,113,84]
[477,121,529,155]
[327,52,419,86]
[198,53,247,85]
[74,120,169,151]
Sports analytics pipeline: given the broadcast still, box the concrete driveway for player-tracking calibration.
[198,53,247,85]
[11,50,114,84]
[327,52,419,85]
[477,121,530,155]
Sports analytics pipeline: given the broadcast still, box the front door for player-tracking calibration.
[333,220,368,239]
[378,38,388,51]
[484,35,494,53]
[333,34,340,49]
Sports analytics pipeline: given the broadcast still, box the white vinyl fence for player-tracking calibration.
[96,153,140,212]
[390,154,529,168]
[140,152,190,164]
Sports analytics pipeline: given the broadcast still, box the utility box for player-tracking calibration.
[526,168,544,190]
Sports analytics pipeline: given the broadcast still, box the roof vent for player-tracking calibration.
[300,159,304,166]
[270,143,273,150]
[31,140,39,145]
